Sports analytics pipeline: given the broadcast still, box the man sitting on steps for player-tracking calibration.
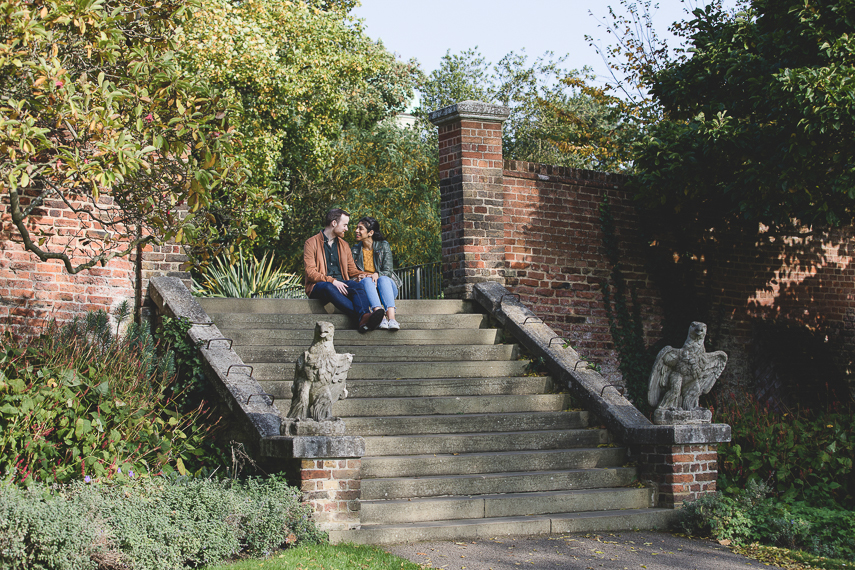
[304,208,386,333]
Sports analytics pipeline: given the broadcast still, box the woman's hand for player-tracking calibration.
[371,273,379,283]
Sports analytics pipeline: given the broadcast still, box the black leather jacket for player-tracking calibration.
[351,239,402,288]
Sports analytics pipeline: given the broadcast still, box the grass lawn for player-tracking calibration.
[203,543,427,570]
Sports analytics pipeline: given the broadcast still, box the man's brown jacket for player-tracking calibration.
[303,232,366,296]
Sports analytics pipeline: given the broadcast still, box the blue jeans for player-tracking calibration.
[309,280,371,319]
[360,276,398,310]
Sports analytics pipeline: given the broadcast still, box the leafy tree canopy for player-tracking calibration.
[275,120,439,272]
[179,0,421,257]
[417,48,637,172]
[0,0,234,274]
[633,0,855,229]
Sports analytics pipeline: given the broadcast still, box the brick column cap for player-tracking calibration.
[428,100,510,127]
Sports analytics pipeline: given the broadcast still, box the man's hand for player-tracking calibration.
[371,272,379,283]
[332,279,348,295]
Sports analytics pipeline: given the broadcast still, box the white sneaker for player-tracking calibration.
[378,317,389,330]
[387,318,400,331]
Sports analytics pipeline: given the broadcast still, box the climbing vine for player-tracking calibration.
[599,197,653,416]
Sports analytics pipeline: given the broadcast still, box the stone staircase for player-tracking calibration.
[198,297,674,543]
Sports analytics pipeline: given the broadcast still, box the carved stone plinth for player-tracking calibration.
[653,408,713,425]
[280,418,346,436]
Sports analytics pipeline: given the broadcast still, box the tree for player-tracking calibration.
[275,121,440,271]
[417,48,636,172]
[0,0,233,274]
[633,0,855,229]
[179,0,421,256]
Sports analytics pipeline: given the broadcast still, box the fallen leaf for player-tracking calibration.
[719,539,732,546]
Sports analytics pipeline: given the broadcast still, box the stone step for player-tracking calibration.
[361,467,637,500]
[331,394,572,417]
[260,376,555,399]
[329,509,679,545]
[198,298,476,315]
[207,313,489,330]
[360,487,653,525]
[251,360,531,381]
[360,447,626,478]
[213,328,501,346]
[342,411,587,436]
[362,428,611,456]
[236,344,518,364]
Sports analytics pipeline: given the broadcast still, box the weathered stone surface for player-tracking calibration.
[261,436,366,458]
[286,322,352,421]
[148,277,281,441]
[653,409,713,425]
[648,322,727,412]
[428,100,510,127]
[472,281,731,446]
[281,418,347,436]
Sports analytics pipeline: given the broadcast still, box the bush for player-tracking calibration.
[713,394,855,508]
[680,480,855,562]
[0,309,224,484]
[0,476,326,570]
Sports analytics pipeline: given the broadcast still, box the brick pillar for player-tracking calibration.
[298,458,361,531]
[429,101,510,299]
[636,444,719,508]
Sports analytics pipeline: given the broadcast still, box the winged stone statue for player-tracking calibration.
[287,321,353,422]
[648,322,727,411]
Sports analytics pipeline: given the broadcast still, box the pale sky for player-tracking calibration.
[352,0,724,88]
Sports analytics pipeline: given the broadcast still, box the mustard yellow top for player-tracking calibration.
[362,247,375,273]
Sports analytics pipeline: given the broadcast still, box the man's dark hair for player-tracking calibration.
[325,208,349,227]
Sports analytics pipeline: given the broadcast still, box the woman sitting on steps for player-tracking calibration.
[352,217,402,330]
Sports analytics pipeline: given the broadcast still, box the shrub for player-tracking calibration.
[0,476,326,570]
[680,480,855,562]
[0,310,224,484]
[193,248,304,298]
[713,394,855,508]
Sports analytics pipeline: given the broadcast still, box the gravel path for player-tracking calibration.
[386,530,780,570]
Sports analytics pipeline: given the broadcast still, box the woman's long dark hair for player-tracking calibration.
[357,216,386,241]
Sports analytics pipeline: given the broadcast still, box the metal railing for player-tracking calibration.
[396,261,442,299]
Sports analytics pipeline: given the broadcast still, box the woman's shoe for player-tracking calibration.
[378,317,390,330]
[387,318,400,331]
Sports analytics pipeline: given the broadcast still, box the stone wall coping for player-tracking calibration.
[428,100,510,127]
[148,277,367,460]
[260,436,366,459]
[503,160,631,188]
[473,281,731,446]
[149,277,282,439]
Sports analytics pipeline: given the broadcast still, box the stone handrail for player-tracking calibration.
[148,277,365,459]
[473,281,731,446]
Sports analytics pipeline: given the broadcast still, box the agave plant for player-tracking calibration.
[193,249,304,298]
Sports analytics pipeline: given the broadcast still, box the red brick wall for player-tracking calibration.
[436,116,506,297]
[503,161,663,385]
[1,193,188,337]
[669,225,855,400]
[636,444,718,508]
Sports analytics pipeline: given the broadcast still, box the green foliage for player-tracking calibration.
[417,48,636,172]
[179,0,421,257]
[0,476,325,570]
[680,481,855,562]
[634,0,855,228]
[0,0,236,274]
[193,247,303,298]
[599,197,653,414]
[276,121,440,271]
[0,310,223,484]
[713,394,855,508]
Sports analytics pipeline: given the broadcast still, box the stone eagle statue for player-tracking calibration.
[286,321,353,422]
[648,322,727,411]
